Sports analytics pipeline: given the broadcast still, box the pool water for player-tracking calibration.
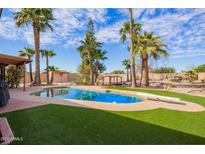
[33,87,142,103]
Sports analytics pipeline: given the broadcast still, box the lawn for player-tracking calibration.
[1,87,205,144]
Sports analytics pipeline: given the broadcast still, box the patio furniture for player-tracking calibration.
[0,79,10,107]
[136,92,185,105]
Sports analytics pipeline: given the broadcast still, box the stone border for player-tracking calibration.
[0,117,14,145]
[8,85,205,112]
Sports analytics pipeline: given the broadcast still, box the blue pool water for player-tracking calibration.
[33,87,142,103]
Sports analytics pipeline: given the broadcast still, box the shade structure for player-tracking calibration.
[0,53,31,66]
[102,75,123,86]
[0,53,32,91]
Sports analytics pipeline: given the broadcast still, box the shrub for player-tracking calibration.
[111,70,125,74]
[5,65,23,88]
[184,70,198,82]
[195,64,205,73]
[152,67,176,73]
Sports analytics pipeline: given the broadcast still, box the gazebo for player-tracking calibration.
[102,75,123,86]
[0,53,32,91]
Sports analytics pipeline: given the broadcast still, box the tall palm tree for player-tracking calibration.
[128,8,136,87]
[93,50,107,82]
[122,59,131,82]
[19,47,35,82]
[47,66,59,85]
[120,9,142,87]
[137,31,168,86]
[77,19,102,85]
[0,8,3,19]
[14,9,54,86]
[41,50,56,84]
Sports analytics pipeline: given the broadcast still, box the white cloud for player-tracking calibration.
[0,17,20,40]
[1,8,205,58]
[0,8,108,47]
[96,20,125,43]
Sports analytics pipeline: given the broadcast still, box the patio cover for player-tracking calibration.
[0,53,31,66]
[0,53,32,91]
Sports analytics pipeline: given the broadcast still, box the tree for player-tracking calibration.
[195,64,205,73]
[93,50,107,82]
[78,19,103,85]
[111,70,125,74]
[120,9,142,87]
[122,59,131,82]
[14,9,54,86]
[18,47,35,82]
[184,70,198,82]
[41,50,56,84]
[47,66,59,84]
[6,65,23,88]
[152,67,175,73]
[136,31,168,86]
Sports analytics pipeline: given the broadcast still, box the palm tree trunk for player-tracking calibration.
[140,57,144,87]
[33,22,41,86]
[129,69,132,82]
[46,56,49,84]
[88,51,94,85]
[128,8,137,87]
[126,68,129,82]
[28,56,33,82]
[145,58,149,87]
[51,71,54,84]
[141,53,149,87]
[95,60,99,83]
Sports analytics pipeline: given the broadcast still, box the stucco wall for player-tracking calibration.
[22,72,81,83]
[100,73,175,83]
[198,72,205,81]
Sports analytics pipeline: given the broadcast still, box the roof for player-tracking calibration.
[0,53,32,66]
[41,70,69,74]
[102,75,122,78]
[54,70,69,73]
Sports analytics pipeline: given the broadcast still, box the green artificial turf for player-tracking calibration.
[1,87,205,144]
[107,87,205,106]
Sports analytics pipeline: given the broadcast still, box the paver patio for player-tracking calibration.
[0,98,48,114]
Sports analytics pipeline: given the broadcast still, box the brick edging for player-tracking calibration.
[0,117,14,145]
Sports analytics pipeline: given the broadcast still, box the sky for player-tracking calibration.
[0,8,205,73]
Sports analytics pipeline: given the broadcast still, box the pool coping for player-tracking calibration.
[30,86,145,104]
[8,85,205,112]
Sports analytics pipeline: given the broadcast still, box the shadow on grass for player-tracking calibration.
[2,104,205,145]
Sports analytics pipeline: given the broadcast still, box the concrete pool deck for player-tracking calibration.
[0,85,204,114]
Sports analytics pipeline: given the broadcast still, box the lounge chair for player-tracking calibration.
[136,92,185,105]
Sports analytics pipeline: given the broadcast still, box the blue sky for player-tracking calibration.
[0,8,205,73]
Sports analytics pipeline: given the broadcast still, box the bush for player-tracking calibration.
[195,64,205,73]
[6,65,23,88]
[152,67,176,73]
[184,70,198,82]
[111,70,125,74]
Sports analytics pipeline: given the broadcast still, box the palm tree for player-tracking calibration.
[14,9,54,86]
[0,8,3,19]
[77,19,102,85]
[93,50,107,82]
[41,50,56,84]
[137,31,168,86]
[122,59,131,82]
[128,8,136,87]
[18,47,35,82]
[120,9,142,87]
[47,66,59,85]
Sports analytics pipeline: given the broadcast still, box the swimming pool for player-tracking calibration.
[32,87,142,103]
